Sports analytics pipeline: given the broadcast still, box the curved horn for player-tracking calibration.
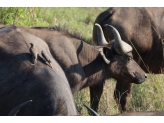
[97,47,110,64]
[95,23,108,46]
[83,104,99,116]
[104,24,132,55]
[8,100,32,116]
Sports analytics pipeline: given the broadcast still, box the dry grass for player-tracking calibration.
[74,74,164,116]
[74,79,120,116]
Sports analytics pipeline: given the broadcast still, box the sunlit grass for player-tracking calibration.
[39,7,108,44]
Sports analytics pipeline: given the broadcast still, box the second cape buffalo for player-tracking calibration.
[18,23,147,112]
[0,26,77,116]
[93,7,164,112]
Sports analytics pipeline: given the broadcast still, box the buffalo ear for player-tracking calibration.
[96,46,111,64]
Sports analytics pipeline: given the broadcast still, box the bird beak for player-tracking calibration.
[29,43,31,44]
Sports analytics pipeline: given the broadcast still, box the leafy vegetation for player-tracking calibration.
[0,7,49,27]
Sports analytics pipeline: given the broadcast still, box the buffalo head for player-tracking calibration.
[95,23,147,84]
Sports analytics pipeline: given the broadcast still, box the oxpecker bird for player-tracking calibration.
[29,43,37,65]
[41,50,53,68]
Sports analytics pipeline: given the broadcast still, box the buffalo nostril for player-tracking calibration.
[145,74,147,78]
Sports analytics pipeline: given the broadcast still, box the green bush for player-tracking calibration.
[0,7,49,27]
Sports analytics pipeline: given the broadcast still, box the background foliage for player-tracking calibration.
[0,7,49,27]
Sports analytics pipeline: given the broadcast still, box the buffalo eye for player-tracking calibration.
[127,57,132,61]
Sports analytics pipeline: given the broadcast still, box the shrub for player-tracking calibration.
[0,7,49,27]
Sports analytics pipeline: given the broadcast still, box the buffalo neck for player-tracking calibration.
[73,40,110,89]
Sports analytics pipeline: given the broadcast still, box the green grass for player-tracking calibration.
[0,7,49,27]
[39,7,107,44]
[75,74,164,116]
[1,7,164,116]
[129,74,164,112]
[0,7,108,44]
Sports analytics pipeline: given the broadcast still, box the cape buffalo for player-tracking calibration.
[92,7,164,112]
[17,23,146,112]
[0,26,77,116]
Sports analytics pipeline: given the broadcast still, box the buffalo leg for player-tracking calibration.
[114,81,133,113]
[89,81,105,112]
